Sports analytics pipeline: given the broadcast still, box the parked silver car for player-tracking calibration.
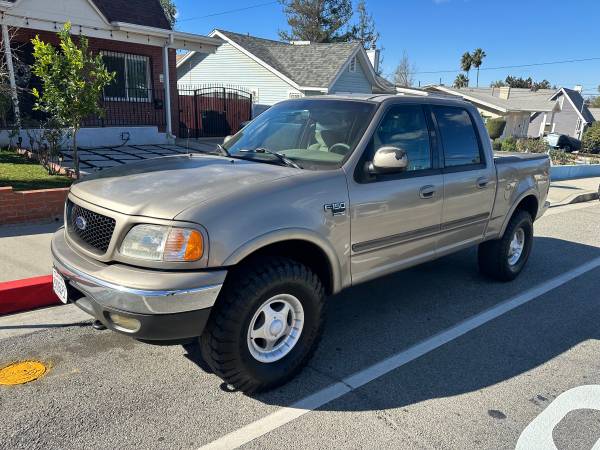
[52,94,550,392]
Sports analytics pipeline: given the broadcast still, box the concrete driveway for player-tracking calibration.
[1,202,600,449]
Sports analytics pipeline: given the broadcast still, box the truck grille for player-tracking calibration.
[67,201,116,253]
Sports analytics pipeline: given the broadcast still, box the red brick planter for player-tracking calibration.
[0,186,69,225]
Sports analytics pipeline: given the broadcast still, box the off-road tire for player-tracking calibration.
[200,257,325,393]
[478,210,533,281]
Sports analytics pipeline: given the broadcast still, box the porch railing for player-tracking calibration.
[0,86,167,129]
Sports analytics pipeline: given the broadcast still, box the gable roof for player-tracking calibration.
[91,0,171,30]
[552,88,596,124]
[214,29,362,89]
[425,85,558,114]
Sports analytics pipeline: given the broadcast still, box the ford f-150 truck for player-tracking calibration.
[52,94,550,392]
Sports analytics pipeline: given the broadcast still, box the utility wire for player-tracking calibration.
[416,56,600,74]
[178,1,279,22]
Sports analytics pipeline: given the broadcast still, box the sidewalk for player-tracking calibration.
[0,221,62,283]
[547,176,600,207]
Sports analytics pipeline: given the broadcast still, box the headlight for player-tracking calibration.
[120,225,204,262]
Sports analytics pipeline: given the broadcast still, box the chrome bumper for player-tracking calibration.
[51,228,226,315]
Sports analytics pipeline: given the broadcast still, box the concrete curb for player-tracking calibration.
[549,191,600,208]
[0,276,60,316]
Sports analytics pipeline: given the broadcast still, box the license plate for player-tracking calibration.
[52,268,68,304]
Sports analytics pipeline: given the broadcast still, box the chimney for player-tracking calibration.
[574,84,583,93]
[499,86,511,100]
[290,40,311,45]
[367,47,380,73]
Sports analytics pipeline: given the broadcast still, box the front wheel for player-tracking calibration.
[200,257,325,393]
[478,210,533,281]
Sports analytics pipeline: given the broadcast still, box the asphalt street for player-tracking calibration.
[1,201,600,449]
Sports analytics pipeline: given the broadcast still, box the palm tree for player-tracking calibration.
[471,48,487,87]
[453,73,469,88]
[460,52,472,87]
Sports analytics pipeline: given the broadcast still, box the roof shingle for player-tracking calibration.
[91,0,171,30]
[217,30,361,88]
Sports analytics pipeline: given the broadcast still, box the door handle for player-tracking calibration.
[477,177,490,189]
[419,185,436,199]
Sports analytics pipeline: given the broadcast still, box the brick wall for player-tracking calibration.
[0,187,69,225]
[13,29,179,136]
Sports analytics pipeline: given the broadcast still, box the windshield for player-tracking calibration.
[223,99,376,170]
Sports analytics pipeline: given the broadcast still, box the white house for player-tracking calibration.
[176,29,393,115]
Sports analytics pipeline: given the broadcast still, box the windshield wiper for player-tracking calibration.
[239,148,302,169]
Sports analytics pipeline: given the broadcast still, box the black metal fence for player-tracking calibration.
[178,84,253,138]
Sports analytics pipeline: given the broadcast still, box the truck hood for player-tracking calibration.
[69,155,299,219]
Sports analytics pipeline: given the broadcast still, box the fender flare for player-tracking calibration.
[500,188,540,237]
[222,228,344,294]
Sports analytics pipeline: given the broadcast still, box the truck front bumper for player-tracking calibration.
[51,229,227,341]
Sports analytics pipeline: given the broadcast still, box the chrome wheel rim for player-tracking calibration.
[508,228,525,266]
[247,294,304,363]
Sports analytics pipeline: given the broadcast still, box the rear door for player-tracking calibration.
[432,105,497,256]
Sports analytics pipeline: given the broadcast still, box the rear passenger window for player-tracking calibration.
[372,105,432,171]
[433,106,482,168]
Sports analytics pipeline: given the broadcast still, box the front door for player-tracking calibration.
[348,104,444,284]
[431,105,497,256]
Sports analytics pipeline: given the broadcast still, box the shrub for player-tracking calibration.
[515,138,548,154]
[582,122,600,154]
[549,149,577,165]
[492,138,502,151]
[486,118,507,140]
[500,136,517,152]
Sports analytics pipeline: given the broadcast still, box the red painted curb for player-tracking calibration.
[0,275,60,316]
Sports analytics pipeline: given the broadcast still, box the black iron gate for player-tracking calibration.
[178,85,253,138]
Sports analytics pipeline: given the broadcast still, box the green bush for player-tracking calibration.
[500,136,517,152]
[515,138,548,153]
[492,138,502,151]
[549,149,577,165]
[486,118,507,140]
[582,122,600,154]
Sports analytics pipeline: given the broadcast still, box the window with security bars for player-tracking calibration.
[102,51,151,102]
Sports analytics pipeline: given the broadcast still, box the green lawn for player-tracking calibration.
[0,148,72,191]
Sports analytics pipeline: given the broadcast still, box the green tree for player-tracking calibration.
[279,0,354,43]
[352,0,379,50]
[582,122,600,154]
[460,52,472,86]
[471,48,486,87]
[491,76,553,90]
[160,0,177,28]
[453,73,469,88]
[31,23,114,178]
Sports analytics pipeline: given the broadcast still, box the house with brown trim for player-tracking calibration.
[0,0,221,147]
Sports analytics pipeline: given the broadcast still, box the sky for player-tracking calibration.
[173,0,600,97]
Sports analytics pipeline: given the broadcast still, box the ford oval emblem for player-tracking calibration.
[75,216,87,231]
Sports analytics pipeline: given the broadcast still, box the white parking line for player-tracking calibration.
[200,256,600,450]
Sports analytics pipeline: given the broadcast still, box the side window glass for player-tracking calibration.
[433,106,482,167]
[372,105,432,171]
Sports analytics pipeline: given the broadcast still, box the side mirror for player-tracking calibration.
[368,146,409,174]
[223,135,233,145]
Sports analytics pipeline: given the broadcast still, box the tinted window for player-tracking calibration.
[433,106,482,167]
[372,105,432,171]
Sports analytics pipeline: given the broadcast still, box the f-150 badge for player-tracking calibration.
[324,202,346,216]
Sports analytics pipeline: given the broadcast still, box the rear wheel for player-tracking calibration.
[478,210,533,281]
[200,257,325,393]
